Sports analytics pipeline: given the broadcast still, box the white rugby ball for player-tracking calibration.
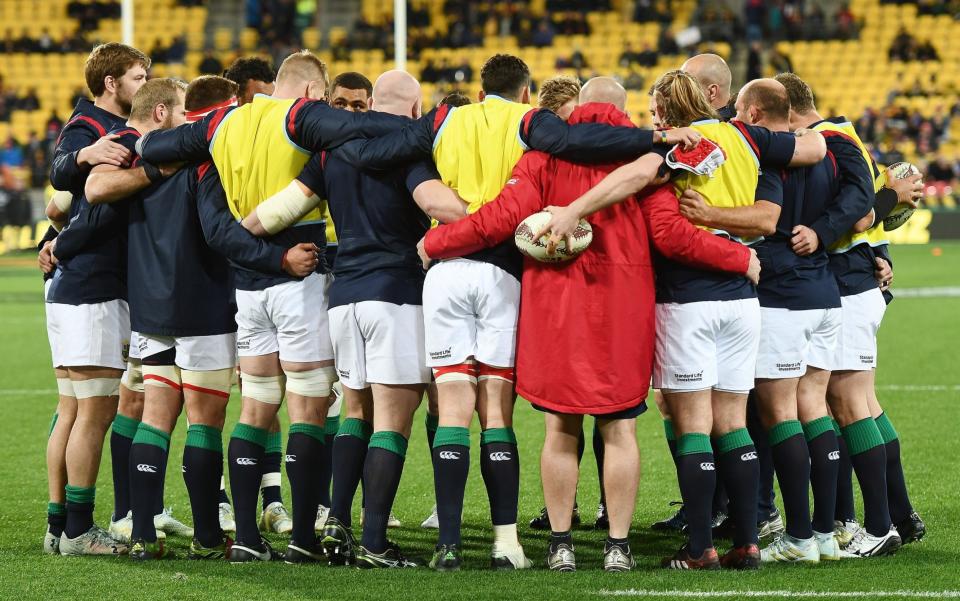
[514,210,593,263]
[883,161,922,231]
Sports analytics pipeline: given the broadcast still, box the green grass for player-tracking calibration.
[1,244,959,600]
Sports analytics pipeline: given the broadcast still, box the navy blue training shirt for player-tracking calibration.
[120,126,280,337]
[755,167,841,310]
[301,150,438,308]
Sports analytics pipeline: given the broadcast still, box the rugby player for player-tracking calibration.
[247,70,469,567]
[534,71,825,569]
[138,50,416,563]
[41,43,149,556]
[224,56,276,105]
[777,72,919,557]
[220,56,292,536]
[419,88,470,532]
[419,77,760,572]
[82,78,189,558]
[320,71,403,532]
[682,79,871,562]
[329,54,700,570]
[85,74,318,559]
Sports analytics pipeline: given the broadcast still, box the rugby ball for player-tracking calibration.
[514,210,593,263]
[883,161,922,231]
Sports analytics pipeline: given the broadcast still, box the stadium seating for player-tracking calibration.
[0,0,957,208]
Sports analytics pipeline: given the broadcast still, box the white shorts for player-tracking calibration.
[128,331,142,361]
[329,302,431,389]
[46,299,131,370]
[755,307,841,379]
[422,259,521,368]
[235,272,333,363]
[138,333,237,371]
[831,287,886,371]
[653,298,761,394]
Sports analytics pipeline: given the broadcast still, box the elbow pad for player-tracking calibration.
[256,181,320,234]
[52,190,73,213]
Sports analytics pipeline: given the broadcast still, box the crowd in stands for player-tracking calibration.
[1,28,93,54]
[0,79,40,122]
[695,0,860,45]
[888,27,939,62]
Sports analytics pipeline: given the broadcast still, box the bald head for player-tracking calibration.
[372,70,422,119]
[579,77,627,111]
[681,53,732,109]
[734,78,790,130]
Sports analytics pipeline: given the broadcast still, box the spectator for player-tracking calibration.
[0,136,24,168]
[37,28,54,53]
[69,87,87,109]
[18,88,39,111]
[167,35,187,64]
[623,69,645,91]
[199,49,224,75]
[531,19,555,47]
[746,41,763,82]
[618,42,639,67]
[637,42,659,67]
[658,27,679,55]
[150,38,169,64]
[769,47,793,74]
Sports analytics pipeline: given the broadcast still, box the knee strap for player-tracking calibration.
[72,377,121,399]
[181,368,233,399]
[433,361,479,385]
[120,360,144,393]
[142,364,182,391]
[284,366,336,398]
[56,377,76,399]
[241,373,285,405]
[477,363,515,384]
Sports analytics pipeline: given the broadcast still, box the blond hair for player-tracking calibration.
[276,49,329,89]
[538,76,581,114]
[129,78,186,122]
[651,70,718,127]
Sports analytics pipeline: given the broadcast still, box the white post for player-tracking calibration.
[393,0,407,70]
[121,0,134,46]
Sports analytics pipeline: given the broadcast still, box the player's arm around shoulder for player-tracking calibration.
[642,184,755,279]
[422,152,549,261]
[138,112,218,165]
[244,153,325,236]
[408,159,468,224]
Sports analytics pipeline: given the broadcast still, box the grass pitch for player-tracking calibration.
[0,243,958,600]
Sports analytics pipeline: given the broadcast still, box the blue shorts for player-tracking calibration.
[530,400,647,420]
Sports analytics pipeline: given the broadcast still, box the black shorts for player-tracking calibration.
[325,244,338,271]
[530,400,647,420]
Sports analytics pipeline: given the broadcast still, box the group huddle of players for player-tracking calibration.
[36,40,926,573]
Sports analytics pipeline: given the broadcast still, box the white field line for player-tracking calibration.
[0,384,958,396]
[599,590,960,599]
[893,286,960,298]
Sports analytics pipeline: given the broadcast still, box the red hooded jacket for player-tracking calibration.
[424,103,751,414]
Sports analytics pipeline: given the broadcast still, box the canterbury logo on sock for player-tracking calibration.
[438,451,461,460]
[136,464,157,473]
[285,454,297,463]
[828,451,840,460]
[700,462,715,471]
[740,451,758,461]
[488,451,512,461]
[235,457,257,466]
